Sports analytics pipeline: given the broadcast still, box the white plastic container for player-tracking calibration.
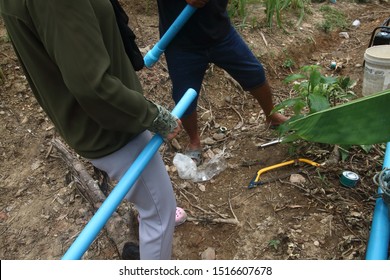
[362,45,390,96]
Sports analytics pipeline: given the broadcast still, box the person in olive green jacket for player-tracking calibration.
[0,0,186,260]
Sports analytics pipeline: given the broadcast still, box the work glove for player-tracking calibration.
[149,103,179,139]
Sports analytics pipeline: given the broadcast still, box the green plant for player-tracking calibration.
[273,64,355,119]
[283,58,295,69]
[289,0,307,26]
[263,0,288,29]
[277,88,390,146]
[272,64,356,141]
[262,0,309,29]
[268,239,281,250]
[318,5,348,33]
[228,0,248,19]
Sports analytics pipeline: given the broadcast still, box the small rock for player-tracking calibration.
[171,138,181,150]
[198,184,206,192]
[201,247,216,260]
[201,137,216,145]
[204,149,215,159]
[0,211,9,222]
[170,165,177,173]
[339,32,349,39]
[31,160,42,171]
[352,19,360,28]
[314,241,320,246]
[200,111,212,121]
[350,211,362,218]
[78,208,89,218]
[212,133,225,141]
[290,173,306,184]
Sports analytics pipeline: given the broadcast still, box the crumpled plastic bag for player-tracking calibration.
[173,152,227,182]
[173,153,197,180]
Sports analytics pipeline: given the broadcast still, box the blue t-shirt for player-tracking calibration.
[157,0,231,49]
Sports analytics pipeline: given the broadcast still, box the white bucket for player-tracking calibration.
[362,45,390,96]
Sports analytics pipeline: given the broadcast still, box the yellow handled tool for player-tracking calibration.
[248,158,321,189]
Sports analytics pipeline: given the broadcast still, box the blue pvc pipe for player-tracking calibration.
[62,88,197,260]
[143,5,197,68]
[365,142,390,260]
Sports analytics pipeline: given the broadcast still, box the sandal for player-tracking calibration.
[137,207,187,227]
[184,148,203,166]
[175,207,187,226]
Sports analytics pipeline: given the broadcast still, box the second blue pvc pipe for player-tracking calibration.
[144,5,197,68]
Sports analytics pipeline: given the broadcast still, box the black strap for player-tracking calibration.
[110,0,144,71]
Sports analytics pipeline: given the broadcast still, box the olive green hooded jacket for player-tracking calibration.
[0,0,158,158]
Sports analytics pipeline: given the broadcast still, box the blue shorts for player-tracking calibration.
[164,26,266,116]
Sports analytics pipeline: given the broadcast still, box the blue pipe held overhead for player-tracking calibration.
[62,88,197,260]
[366,142,390,260]
[143,4,197,68]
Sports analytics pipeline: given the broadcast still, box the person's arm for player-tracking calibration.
[27,0,168,134]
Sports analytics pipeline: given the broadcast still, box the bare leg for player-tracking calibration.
[181,110,201,150]
[249,81,288,126]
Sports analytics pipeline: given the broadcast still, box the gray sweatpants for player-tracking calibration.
[89,131,176,259]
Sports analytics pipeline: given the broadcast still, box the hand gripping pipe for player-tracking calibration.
[365,142,390,260]
[143,4,197,68]
[62,88,197,260]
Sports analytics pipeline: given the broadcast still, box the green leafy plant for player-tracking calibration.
[268,239,281,250]
[272,65,356,137]
[283,58,295,69]
[273,65,390,151]
[284,89,390,146]
[262,0,309,29]
[269,64,388,159]
[263,0,288,29]
[228,0,248,19]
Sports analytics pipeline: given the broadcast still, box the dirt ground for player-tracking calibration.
[1,0,389,260]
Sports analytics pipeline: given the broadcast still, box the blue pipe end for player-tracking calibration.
[144,45,164,68]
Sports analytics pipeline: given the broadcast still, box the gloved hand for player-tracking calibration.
[149,103,182,140]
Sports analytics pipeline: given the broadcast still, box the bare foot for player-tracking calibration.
[266,113,289,128]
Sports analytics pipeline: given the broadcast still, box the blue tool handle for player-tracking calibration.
[365,142,390,260]
[144,5,197,68]
[62,88,197,260]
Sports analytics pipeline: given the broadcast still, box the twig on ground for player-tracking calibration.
[228,190,238,222]
[227,105,244,129]
[260,31,268,47]
[187,216,239,225]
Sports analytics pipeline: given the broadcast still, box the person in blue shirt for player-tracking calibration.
[157,0,288,164]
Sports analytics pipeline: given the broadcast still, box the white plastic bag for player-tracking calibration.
[173,153,197,180]
[193,153,227,182]
[173,152,227,182]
